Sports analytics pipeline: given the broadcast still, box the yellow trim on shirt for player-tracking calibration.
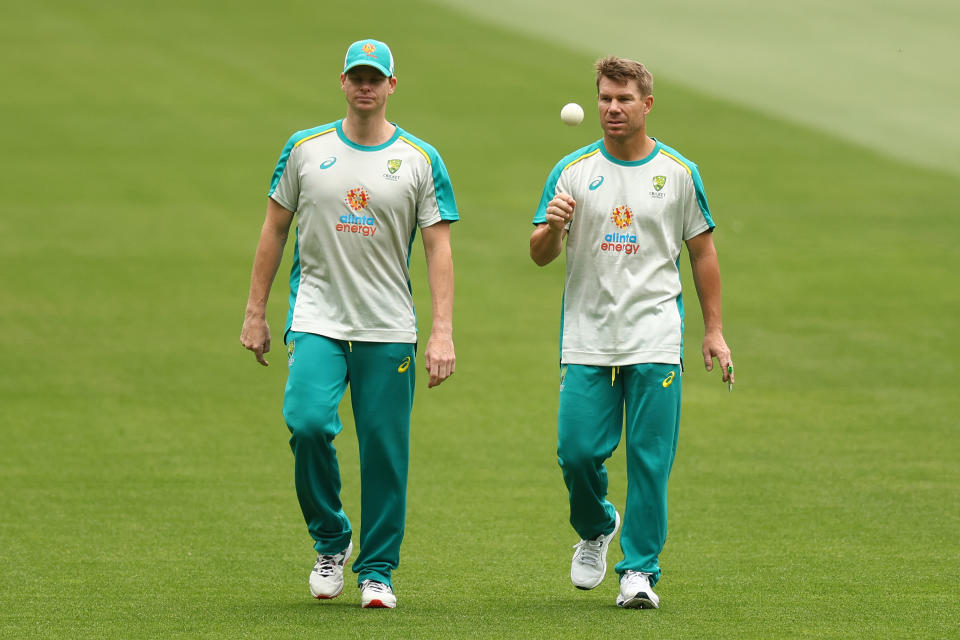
[293,127,336,148]
[399,136,431,164]
[563,148,601,171]
[659,150,692,176]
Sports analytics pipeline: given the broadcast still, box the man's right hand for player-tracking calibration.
[240,315,271,366]
[545,193,576,232]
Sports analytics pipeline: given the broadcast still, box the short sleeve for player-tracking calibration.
[533,161,565,225]
[681,163,715,240]
[418,150,459,227]
[268,134,301,213]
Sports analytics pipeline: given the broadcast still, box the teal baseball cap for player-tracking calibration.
[343,39,395,77]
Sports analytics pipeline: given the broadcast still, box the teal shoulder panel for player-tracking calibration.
[657,141,715,229]
[396,127,459,222]
[533,140,603,224]
[268,121,340,196]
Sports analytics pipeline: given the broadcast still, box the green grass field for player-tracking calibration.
[2,1,958,638]
[443,0,960,176]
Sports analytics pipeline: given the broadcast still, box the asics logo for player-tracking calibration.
[397,356,411,373]
[589,176,604,190]
[320,157,337,169]
[662,371,675,388]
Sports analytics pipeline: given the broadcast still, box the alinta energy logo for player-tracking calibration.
[362,43,377,56]
[345,186,370,211]
[610,205,633,229]
[338,187,377,237]
[600,205,640,255]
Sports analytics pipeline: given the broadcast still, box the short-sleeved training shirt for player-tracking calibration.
[533,139,715,366]
[270,119,458,344]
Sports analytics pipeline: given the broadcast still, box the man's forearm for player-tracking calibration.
[690,251,723,333]
[245,219,289,317]
[421,222,454,337]
[530,223,564,266]
[425,243,454,337]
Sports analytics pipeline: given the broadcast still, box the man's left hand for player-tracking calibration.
[424,335,455,388]
[702,331,734,385]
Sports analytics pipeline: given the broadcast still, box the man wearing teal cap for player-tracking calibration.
[241,38,459,609]
[343,38,395,77]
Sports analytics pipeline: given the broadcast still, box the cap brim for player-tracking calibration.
[343,61,391,77]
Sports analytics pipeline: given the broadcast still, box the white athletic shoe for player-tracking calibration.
[360,580,397,609]
[570,510,621,590]
[309,541,353,599]
[616,570,660,609]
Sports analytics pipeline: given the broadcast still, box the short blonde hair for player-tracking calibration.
[595,56,654,97]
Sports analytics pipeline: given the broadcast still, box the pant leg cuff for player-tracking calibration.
[356,570,392,589]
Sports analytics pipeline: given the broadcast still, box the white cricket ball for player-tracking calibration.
[560,102,584,126]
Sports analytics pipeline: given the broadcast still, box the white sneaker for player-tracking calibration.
[360,580,397,609]
[570,510,621,589]
[309,541,353,599]
[616,570,660,609]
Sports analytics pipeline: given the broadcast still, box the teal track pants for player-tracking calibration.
[557,363,681,586]
[282,331,415,588]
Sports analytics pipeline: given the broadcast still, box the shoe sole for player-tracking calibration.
[362,599,396,609]
[617,595,658,609]
[572,511,621,590]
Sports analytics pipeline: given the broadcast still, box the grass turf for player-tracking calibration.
[439,0,960,176]
[1,1,957,638]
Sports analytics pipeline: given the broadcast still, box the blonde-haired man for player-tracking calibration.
[530,56,733,609]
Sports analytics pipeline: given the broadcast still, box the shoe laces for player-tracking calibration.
[573,536,604,567]
[362,580,391,594]
[621,570,650,589]
[314,551,345,578]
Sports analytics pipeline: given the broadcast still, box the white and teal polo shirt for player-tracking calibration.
[533,139,715,366]
[269,120,458,344]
